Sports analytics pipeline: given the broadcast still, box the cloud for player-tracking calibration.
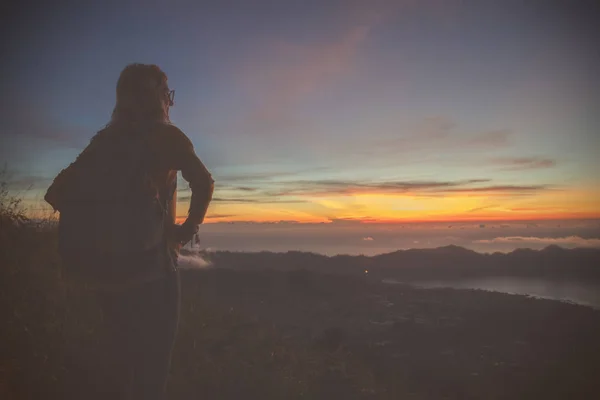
[205,214,238,219]
[489,157,557,170]
[215,167,332,184]
[240,24,373,131]
[474,236,600,248]
[509,207,561,212]
[417,116,457,139]
[178,167,333,205]
[178,194,306,204]
[0,97,88,148]
[179,174,555,217]
[177,213,240,221]
[177,248,212,269]
[465,129,512,148]
[328,217,367,225]
[363,236,374,241]
[211,197,307,204]
[267,179,550,197]
[351,120,514,163]
[443,184,552,195]
[467,205,498,213]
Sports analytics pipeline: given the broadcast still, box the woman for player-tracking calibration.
[45,63,214,399]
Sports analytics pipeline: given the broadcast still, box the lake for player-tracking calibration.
[384,277,600,309]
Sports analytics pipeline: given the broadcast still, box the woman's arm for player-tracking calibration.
[165,125,214,242]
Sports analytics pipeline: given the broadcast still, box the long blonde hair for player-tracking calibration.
[109,63,171,125]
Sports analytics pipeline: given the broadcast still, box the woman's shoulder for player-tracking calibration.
[153,123,195,151]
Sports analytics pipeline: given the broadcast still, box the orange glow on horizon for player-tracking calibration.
[196,212,600,225]
[23,191,600,225]
[179,186,600,224]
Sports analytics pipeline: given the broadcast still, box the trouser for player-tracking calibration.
[96,269,180,400]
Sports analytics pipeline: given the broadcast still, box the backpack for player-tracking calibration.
[57,123,171,281]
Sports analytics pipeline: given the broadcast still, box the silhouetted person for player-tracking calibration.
[45,63,214,399]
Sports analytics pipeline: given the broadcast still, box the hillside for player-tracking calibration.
[3,225,600,399]
[204,244,600,282]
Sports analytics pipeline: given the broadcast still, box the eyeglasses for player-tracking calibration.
[167,89,175,106]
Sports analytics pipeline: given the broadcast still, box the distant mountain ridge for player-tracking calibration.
[204,245,600,282]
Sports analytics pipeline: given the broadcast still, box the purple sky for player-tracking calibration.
[1,0,599,253]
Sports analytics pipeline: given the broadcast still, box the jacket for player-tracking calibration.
[45,121,214,253]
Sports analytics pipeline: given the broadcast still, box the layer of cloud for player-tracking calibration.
[466,205,499,213]
[0,97,88,149]
[177,248,212,269]
[443,185,552,195]
[474,236,600,248]
[204,213,238,219]
[204,167,332,187]
[212,197,307,204]
[349,119,514,164]
[178,194,307,204]
[240,23,373,131]
[466,129,512,148]
[417,116,457,139]
[490,157,557,170]
[266,179,552,198]
[178,176,555,208]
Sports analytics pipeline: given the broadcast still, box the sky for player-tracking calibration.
[1,0,599,253]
